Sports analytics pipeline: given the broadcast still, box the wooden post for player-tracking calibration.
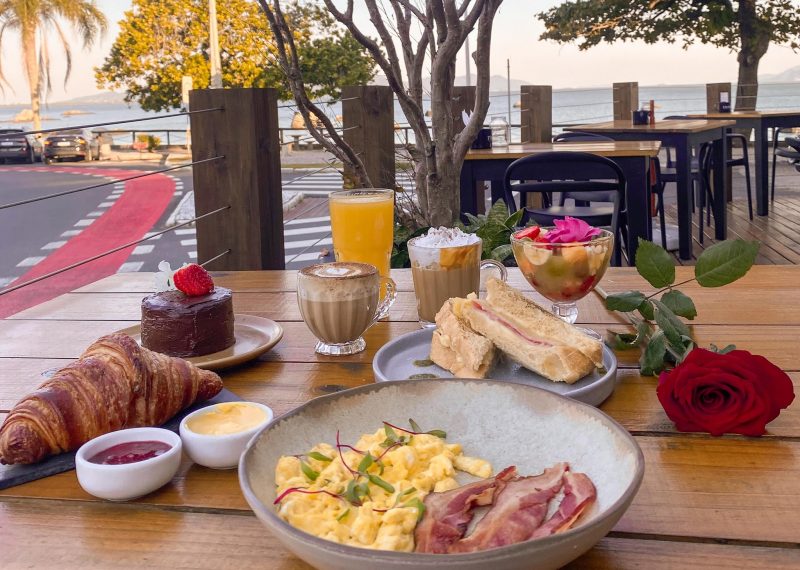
[342,85,395,189]
[706,82,732,113]
[451,86,477,132]
[520,85,552,143]
[613,82,639,121]
[189,88,284,270]
[706,82,734,201]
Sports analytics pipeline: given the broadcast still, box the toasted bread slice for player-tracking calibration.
[485,278,603,367]
[429,300,496,379]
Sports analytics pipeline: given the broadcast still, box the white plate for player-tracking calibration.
[372,328,618,407]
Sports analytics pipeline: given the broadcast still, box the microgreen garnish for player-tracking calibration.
[394,487,416,506]
[300,461,320,481]
[405,498,426,521]
[382,419,447,439]
[336,430,359,478]
[367,474,395,493]
[358,453,375,473]
[337,508,350,521]
[273,487,342,505]
[307,451,333,462]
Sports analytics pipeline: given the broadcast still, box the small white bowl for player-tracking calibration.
[76,427,182,501]
[180,402,273,469]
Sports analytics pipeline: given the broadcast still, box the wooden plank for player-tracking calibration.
[1,499,797,570]
[342,85,395,190]
[520,85,552,143]
[3,436,800,546]
[190,88,284,270]
[706,83,732,114]
[569,119,737,134]
[567,537,800,569]
[465,141,662,160]
[613,82,638,121]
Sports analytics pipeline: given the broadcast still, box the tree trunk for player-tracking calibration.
[735,0,770,112]
[21,25,42,132]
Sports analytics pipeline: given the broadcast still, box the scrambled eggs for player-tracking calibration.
[274,424,491,551]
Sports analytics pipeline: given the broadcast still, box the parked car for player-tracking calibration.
[43,129,100,163]
[0,128,42,163]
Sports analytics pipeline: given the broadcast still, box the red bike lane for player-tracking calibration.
[0,167,175,318]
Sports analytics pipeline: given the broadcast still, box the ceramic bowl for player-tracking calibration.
[180,402,273,469]
[239,379,645,570]
[75,427,182,501]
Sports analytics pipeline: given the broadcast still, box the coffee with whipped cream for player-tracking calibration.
[297,262,397,355]
[408,228,507,327]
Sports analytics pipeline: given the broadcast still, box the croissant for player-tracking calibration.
[0,333,223,465]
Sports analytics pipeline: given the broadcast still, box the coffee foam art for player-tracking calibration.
[305,263,373,279]
[414,227,480,248]
[298,263,378,301]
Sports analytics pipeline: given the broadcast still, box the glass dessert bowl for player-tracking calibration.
[511,222,613,326]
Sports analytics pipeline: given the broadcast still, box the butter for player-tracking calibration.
[187,403,267,436]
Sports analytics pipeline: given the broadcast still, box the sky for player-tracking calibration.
[0,0,797,104]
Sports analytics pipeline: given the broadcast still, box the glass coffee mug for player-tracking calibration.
[408,235,507,328]
[297,262,397,355]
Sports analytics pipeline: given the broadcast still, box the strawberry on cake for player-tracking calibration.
[140,263,235,358]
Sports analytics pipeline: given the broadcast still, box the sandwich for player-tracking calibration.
[452,278,603,384]
[430,299,497,379]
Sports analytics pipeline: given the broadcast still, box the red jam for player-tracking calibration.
[88,440,172,465]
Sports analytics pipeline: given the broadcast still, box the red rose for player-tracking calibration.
[656,348,795,437]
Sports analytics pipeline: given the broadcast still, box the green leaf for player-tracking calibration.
[490,244,513,261]
[343,479,361,505]
[652,299,691,345]
[367,474,395,493]
[660,290,698,320]
[356,481,371,499]
[695,239,759,287]
[307,451,333,462]
[607,332,639,350]
[383,424,398,442]
[606,291,646,312]
[709,343,736,354]
[300,461,319,481]
[425,429,447,439]
[358,453,374,473]
[640,330,667,376]
[635,238,676,288]
[405,498,426,521]
[408,418,422,433]
[504,208,524,229]
[638,299,655,321]
[486,199,510,227]
[337,508,350,521]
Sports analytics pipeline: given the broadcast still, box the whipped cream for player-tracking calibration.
[413,227,480,248]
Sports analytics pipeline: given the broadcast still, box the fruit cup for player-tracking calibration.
[510,229,614,325]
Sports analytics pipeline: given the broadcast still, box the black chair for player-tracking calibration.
[772,136,800,199]
[503,151,627,265]
[555,131,668,249]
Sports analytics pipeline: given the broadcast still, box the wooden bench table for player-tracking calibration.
[2,268,799,569]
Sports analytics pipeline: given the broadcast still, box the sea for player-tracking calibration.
[1,82,798,146]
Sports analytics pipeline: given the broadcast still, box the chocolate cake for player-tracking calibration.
[141,287,235,358]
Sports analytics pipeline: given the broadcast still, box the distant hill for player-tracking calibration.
[51,92,128,105]
[760,65,800,83]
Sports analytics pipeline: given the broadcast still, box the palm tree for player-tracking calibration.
[0,0,107,130]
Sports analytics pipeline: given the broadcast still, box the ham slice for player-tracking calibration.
[414,466,517,554]
[530,471,597,539]
[448,463,567,553]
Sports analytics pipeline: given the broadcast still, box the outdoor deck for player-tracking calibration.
[283,156,800,267]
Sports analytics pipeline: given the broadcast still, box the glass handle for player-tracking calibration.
[479,259,508,282]
[369,277,397,328]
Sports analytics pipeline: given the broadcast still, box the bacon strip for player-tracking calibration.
[414,466,517,554]
[472,300,553,347]
[448,463,567,553]
[530,471,597,539]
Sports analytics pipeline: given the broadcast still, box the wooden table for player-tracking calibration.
[687,110,800,215]
[566,120,735,260]
[461,141,662,263]
[2,268,800,569]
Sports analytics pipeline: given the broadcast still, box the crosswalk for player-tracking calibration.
[282,170,415,195]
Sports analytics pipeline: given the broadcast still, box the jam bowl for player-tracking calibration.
[75,427,182,501]
[180,402,274,470]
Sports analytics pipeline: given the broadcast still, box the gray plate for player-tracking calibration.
[372,328,618,407]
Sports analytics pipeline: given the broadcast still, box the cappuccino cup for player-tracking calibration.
[408,228,507,327]
[297,262,397,355]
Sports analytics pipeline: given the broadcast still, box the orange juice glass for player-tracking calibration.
[329,189,394,289]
